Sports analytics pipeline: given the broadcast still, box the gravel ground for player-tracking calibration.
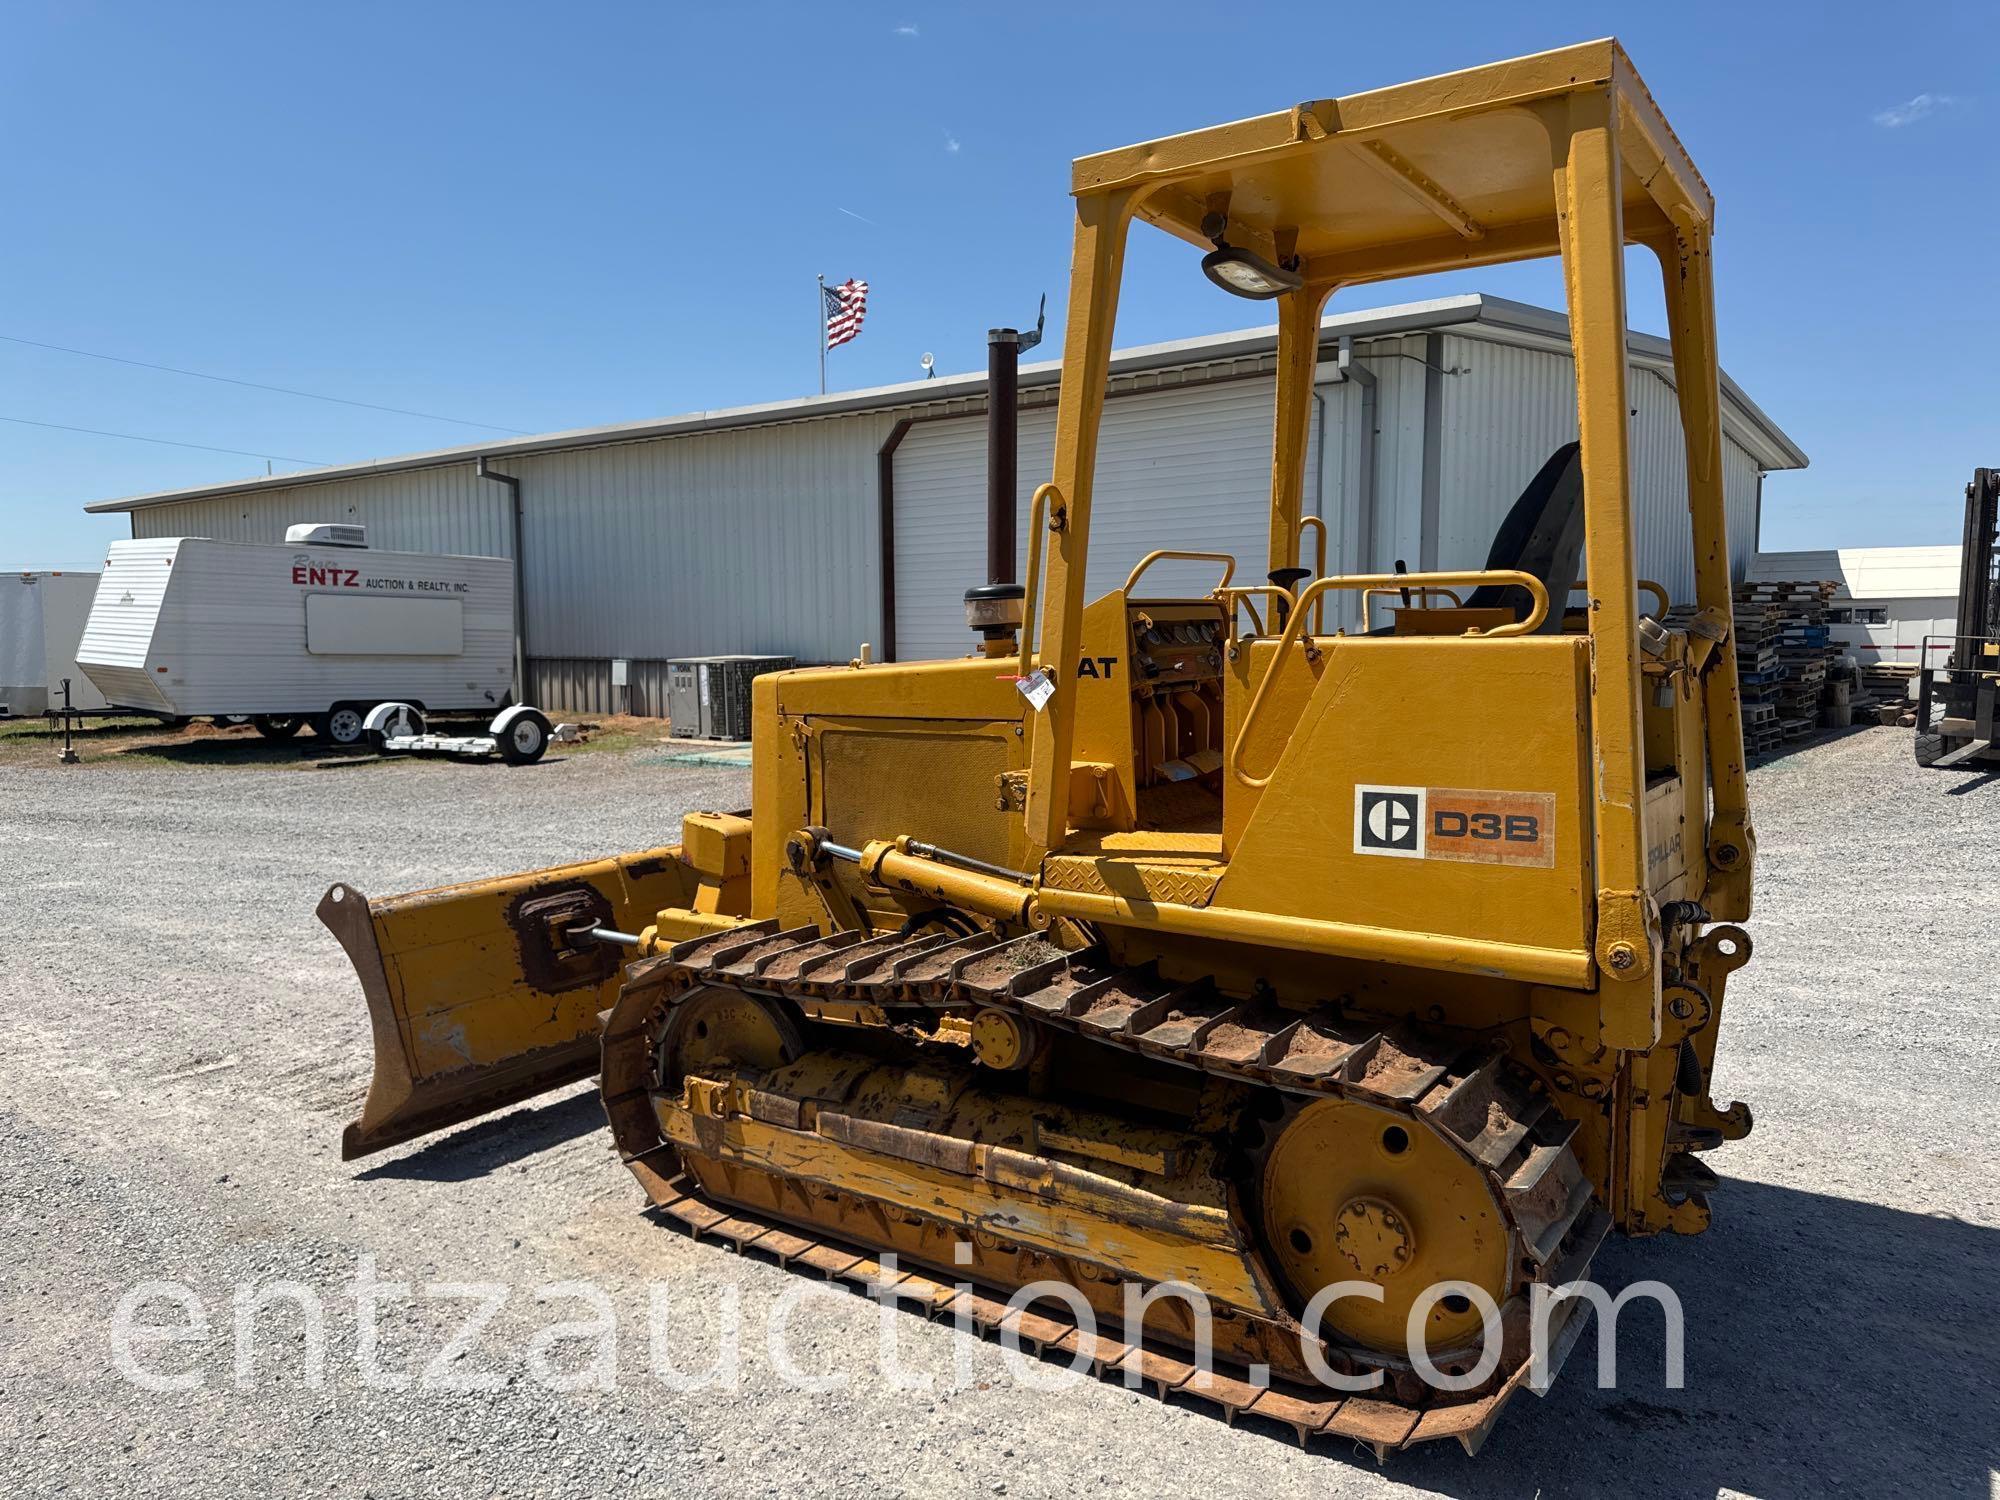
[1,727,1995,1498]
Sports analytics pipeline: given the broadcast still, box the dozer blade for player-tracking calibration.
[320,847,703,1159]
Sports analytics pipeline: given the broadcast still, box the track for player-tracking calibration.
[599,920,1610,1456]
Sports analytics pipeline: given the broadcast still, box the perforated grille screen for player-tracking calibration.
[816,725,1017,867]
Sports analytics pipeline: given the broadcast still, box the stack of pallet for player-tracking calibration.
[1666,581,1842,756]
[1862,661,1919,725]
[1743,580,1839,739]
[1729,589,1793,753]
[1740,698,1783,756]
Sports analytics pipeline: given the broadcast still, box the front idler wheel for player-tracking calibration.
[1256,1095,1510,1364]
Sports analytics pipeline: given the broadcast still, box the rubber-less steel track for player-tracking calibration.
[601,920,1610,1456]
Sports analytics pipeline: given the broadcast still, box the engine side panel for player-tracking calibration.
[1217,634,1595,961]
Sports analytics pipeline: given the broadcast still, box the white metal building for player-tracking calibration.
[1749,546,1960,670]
[83,294,1806,715]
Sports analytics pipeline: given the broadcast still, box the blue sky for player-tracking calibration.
[4,1,1994,568]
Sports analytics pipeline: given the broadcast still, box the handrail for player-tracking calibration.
[1228,569,1550,789]
[1296,516,1328,632]
[1216,584,1291,639]
[1123,549,1236,598]
[1362,584,1464,632]
[1019,482,1059,668]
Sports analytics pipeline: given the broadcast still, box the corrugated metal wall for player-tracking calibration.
[128,465,510,557]
[1351,336,1435,575]
[502,413,895,662]
[525,656,681,717]
[127,327,1781,714]
[1312,335,1431,631]
[1431,334,1760,609]
[129,408,904,714]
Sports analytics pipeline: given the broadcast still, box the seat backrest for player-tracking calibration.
[1464,441,1584,632]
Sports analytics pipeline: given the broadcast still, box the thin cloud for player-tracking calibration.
[1873,92,1957,128]
[894,23,918,36]
[944,134,961,154]
[835,205,877,225]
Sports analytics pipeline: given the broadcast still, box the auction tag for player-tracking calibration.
[1016,669,1055,711]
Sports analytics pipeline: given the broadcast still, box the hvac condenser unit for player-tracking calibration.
[666,655,795,740]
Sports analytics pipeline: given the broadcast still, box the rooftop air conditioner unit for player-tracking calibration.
[285,522,368,548]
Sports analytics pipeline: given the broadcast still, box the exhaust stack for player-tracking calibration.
[965,303,1043,656]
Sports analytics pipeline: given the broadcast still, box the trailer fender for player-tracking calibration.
[364,701,426,737]
[363,701,426,753]
[488,703,541,738]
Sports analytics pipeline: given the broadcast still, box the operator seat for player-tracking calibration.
[1463,441,1584,633]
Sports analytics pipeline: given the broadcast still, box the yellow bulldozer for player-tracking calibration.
[321,39,1756,1455]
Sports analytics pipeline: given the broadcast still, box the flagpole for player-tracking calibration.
[816,273,826,396]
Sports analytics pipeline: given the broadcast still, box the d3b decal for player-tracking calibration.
[1353,785,1555,867]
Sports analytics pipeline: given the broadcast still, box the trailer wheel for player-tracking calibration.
[316,705,368,747]
[498,709,552,765]
[215,714,252,727]
[252,715,306,741]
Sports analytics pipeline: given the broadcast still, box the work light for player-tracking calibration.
[1201,244,1303,299]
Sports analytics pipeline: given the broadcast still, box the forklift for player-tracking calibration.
[1915,467,2000,769]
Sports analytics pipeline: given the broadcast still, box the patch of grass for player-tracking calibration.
[0,714,165,742]
[0,714,196,768]
[519,713,690,757]
[0,714,336,770]
[553,723,651,756]
[0,709,689,769]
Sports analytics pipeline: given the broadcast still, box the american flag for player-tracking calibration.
[822,278,869,350]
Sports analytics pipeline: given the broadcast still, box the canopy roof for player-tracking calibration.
[1075,39,1706,287]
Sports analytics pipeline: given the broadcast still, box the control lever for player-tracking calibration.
[1268,567,1312,631]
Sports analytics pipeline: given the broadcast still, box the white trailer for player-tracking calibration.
[1,570,109,717]
[77,525,516,744]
